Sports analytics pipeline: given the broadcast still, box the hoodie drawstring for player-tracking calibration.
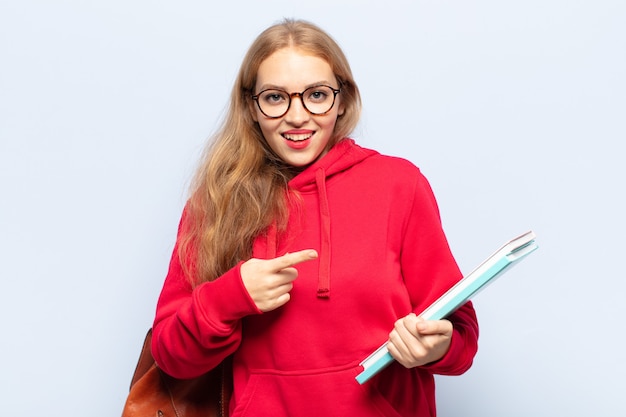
[315,168,331,298]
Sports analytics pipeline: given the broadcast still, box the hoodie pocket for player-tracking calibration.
[231,362,403,417]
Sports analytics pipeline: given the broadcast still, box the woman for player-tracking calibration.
[151,19,479,417]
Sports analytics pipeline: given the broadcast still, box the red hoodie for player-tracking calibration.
[152,139,479,417]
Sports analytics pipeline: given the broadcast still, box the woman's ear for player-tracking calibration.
[249,99,258,122]
[337,79,346,116]
[338,101,345,117]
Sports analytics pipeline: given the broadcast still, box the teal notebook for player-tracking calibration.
[355,231,538,384]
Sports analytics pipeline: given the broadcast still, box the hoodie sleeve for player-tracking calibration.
[400,169,479,376]
[151,213,262,379]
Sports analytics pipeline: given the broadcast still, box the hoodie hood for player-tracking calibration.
[288,138,378,192]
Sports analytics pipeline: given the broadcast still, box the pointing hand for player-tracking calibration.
[240,250,318,312]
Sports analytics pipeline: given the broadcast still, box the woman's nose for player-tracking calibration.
[284,95,310,125]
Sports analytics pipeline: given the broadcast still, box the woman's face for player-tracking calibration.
[252,47,344,168]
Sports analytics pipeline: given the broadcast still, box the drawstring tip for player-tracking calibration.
[316,288,330,298]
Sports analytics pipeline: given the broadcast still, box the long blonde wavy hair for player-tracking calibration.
[179,19,362,285]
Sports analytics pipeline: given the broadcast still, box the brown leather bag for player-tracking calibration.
[121,329,232,417]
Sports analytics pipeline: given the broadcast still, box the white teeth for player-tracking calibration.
[283,133,312,141]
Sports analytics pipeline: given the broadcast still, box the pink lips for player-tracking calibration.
[285,138,311,150]
[282,130,314,150]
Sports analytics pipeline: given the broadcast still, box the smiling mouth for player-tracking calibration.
[282,132,314,141]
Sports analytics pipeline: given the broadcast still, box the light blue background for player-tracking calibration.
[1,1,624,416]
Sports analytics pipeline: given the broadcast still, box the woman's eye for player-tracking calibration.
[308,90,328,101]
[262,91,287,104]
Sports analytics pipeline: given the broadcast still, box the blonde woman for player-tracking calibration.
[151,19,478,417]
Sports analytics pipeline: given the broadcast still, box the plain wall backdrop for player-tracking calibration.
[1,1,624,416]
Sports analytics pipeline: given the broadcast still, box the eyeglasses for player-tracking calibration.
[251,85,341,119]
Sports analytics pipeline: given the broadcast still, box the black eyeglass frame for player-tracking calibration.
[251,85,341,119]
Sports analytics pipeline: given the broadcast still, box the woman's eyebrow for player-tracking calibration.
[256,80,335,92]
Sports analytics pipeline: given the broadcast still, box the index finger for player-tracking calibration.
[416,318,453,336]
[270,249,318,272]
